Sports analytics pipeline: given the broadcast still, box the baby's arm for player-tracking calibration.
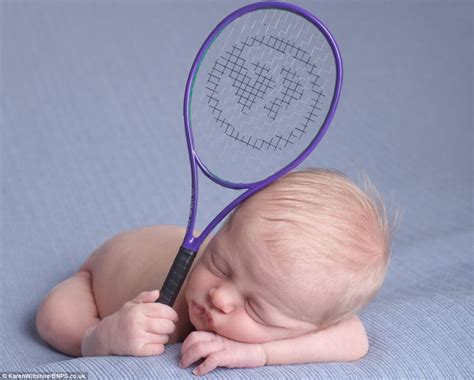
[180,315,368,375]
[262,315,369,365]
[36,270,178,357]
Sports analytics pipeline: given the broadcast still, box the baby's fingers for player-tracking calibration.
[141,343,165,356]
[181,331,218,354]
[180,340,225,369]
[144,332,169,345]
[146,317,176,335]
[142,302,178,322]
[193,350,233,376]
[131,289,160,304]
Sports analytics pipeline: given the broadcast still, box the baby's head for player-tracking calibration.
[184,168,394,343]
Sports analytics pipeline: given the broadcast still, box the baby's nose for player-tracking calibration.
[209,287,235,314]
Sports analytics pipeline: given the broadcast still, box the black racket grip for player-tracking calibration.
[156,246,196,306]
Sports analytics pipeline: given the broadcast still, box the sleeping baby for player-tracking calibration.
[36,168,394,376]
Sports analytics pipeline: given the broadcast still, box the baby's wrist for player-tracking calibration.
[81,319,111,357]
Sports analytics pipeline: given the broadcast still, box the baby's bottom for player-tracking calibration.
[36,269,99,357]
[36,225,192,357]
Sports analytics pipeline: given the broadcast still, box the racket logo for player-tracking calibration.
[204,33,326,152]
[186,190,195,232]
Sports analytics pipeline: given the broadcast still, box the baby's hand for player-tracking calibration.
[100,290,178,356]
[180,331,266,376]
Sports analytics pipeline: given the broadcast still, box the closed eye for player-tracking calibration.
[209,251,227,278]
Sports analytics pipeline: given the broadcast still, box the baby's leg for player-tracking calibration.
[36,270,100,357]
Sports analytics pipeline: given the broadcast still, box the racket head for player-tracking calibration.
[183,2,343,252]
[184,2,342,189]
[158,2,343,306]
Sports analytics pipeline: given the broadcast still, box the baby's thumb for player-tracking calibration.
[133,289,160,304]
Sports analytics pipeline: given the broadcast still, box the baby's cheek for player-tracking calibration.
[217,314,269,343]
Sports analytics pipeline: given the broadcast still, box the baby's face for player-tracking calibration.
[184,210,320,343]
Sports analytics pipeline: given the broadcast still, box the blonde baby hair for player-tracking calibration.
[229,168,399,329]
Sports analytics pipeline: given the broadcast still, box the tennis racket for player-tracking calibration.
[157,1,342,306]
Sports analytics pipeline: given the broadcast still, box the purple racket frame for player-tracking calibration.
[157,1,343,306]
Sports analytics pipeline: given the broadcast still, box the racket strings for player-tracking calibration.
[190,9,337,184]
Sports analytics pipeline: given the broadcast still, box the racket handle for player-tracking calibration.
[156,246,196,306]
